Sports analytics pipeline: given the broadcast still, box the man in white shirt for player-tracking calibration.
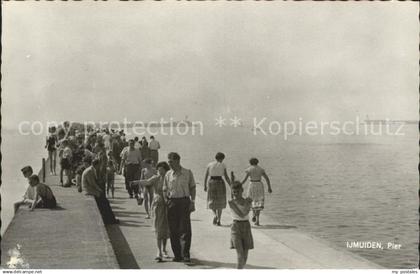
[120,139,142,198]
[149,136,161,166]
[103,131,111,152]
[134,137,141,150]
[163,152,196,263]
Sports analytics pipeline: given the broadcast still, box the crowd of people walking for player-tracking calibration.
[16,121,273,269]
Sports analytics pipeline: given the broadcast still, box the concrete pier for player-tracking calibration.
[110,174,382,269]
[1,172,119,269]
[1,169,382,269]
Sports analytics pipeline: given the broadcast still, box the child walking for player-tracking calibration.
[140,158,157,219]
[229,172,254,269]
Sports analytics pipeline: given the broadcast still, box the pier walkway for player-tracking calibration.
[110,174,381,269]
[1,171,119,269]
[1,169,382,269]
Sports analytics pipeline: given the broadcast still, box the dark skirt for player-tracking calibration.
[60,158,71,170]
[230,220,254,250]
[207,178,227,210]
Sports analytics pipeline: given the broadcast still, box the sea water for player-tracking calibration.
[1,129,46,235]
[1,124,417,268]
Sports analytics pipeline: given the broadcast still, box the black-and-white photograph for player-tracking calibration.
[1,1,418,271]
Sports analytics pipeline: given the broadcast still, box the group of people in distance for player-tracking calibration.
[42,123,162,225]
[205,153,273,226]
[18,121,274,269]
[119,137,161,219]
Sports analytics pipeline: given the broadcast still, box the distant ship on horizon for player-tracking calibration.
[364,115,418,125]
[130,116,196,128]
[89,116,197,129]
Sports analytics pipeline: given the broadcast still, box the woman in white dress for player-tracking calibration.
[241,158,272,226]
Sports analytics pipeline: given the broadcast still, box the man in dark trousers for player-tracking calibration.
[120,139,142,198]
[163,152,196,263]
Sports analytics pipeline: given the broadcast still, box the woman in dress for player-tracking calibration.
[132,161,170,262]
[241,158,272,226]
[204,152,231,226]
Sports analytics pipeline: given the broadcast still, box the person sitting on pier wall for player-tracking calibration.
[204,152,231,226]
[28,174,57,210]
[131,161,171,262]
[13,166,35,213]
[95,142,108,193]
[241,158,273,226]
[82,159,119,224]
[163,152,196,263]
[148,136,160,166]
[229,173,254,269]
[75,156,92,193]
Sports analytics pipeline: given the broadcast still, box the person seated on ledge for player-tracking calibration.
[75,156,92,193]
[82,159,119,225]
[29,174,57,210]
[14,166,35,213]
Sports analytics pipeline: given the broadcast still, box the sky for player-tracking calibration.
[2,1,419,128]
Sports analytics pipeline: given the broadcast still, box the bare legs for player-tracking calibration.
[144,187,154,218]
[254,210,261,226]
[14,201,33,213]
[49,151,53,174]
[156,238,168,261]
[60,166,64,185]
[235,242,249,269]
[251,209,262,226]
[14,201,23,213]
[211,209,217,224]
[49,150,57,175]
[162,239,168,257]
[107,181,115,198]
[216,209,223,224]
[211,209,224,225]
